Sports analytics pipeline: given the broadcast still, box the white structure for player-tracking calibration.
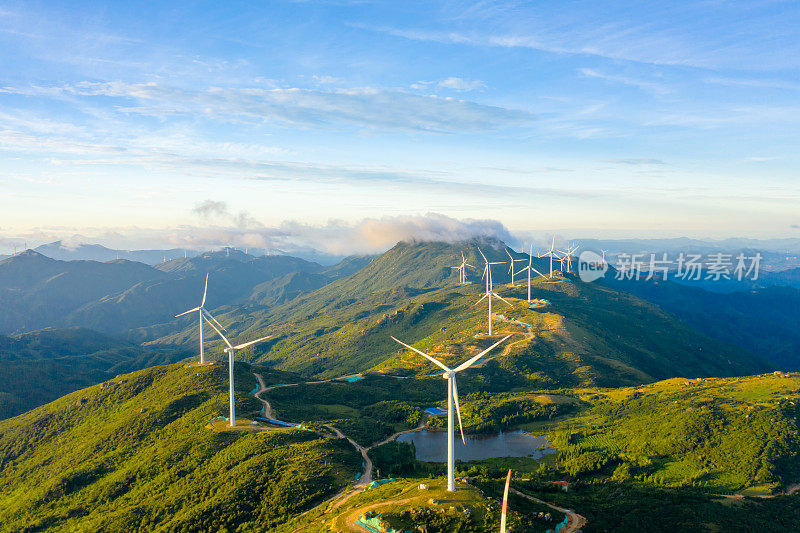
[518,244,547,302]
[391,334,511,491]
[475,248,510,335]
[505,249,527,286]
[537,234,563,278]
[174,273,226,364]
[450,251,474,285]
[201,311,270,427]
[558,243,579,273]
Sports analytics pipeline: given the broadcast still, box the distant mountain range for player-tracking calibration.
[3,237,799,421]
[0,241,352,265]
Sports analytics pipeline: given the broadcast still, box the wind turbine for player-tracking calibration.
[538,234,561,278]
[201,311,270,427]
[505,249,527,286]
[601,249,608,265]
[475,248,511,335]
[558,243,579,273]
[518,244,547,302]
[174,273,226,365]
[391,334,511,491]
[450,251,474,285]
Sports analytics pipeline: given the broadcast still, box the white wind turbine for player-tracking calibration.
[558,243,579,273]
[391,334,511,492]
[174,273,227,365]
[518,243,547,302]
[505,249,527,286]
[202,311,271,427]
[450,251,474,285]
[475,248,511,335]
[538,234,561,278]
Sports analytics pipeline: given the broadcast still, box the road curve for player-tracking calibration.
[509,487,587,532]
[324,425,373,486]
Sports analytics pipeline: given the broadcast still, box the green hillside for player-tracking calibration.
[155,241,767,387]
[0,328,186,419]
[605,276,800,370]
[0,363,361,532]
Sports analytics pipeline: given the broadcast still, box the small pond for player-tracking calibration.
[397,429,556,462]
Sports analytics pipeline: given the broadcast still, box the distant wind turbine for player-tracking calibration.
[558,243,579,273]
[201,311,270,427]
[450,251,474,285]
[174,273,226,365]
[518,243,547,302]
[475,248,511,335]
[538,234,562,278]
[391,334,511,491]
[506,249,527,286]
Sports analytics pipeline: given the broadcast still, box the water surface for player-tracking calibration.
[397,429,556,462]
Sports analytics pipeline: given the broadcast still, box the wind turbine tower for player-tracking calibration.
[201,312,270,427]
[450,251,474,284]
[391,334,511,491]
[175,273,226,364]
[538,234,563,278]
[475,248,511,335]
[518,244,547,302]
[506,249,527,286]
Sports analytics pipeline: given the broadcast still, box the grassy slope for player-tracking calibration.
[0,363,360,532]
[547,373,800,492]
[163,273,766,391]
[152,240,766,388]
[0,328,187,420]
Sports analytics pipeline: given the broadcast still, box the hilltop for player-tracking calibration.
[0,327,184,419]
[155,240,767,387]
[0,363,361,532]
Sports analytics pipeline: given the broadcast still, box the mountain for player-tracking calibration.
[0,363,361,531]
[0,251,168,333]
[0,327,185,419]
[33,241,194,265]
[0,250,365,338]
[604,276,800,370]
[154,240,768,387]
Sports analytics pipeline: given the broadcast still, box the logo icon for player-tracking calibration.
[578,250,608,282]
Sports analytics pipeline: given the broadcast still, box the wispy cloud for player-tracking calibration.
[579,68,670,96]
[604,158,665,166]
[411,77,486,91]
[2,81,532,133]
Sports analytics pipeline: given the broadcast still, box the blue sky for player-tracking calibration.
[1,1,799,253]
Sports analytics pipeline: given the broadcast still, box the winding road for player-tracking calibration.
[510,488,587,533]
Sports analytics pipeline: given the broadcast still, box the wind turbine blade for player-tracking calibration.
[453,334,513,372]
[202,310,233,348]
[492,292,513,306]
[461,250,465,263]
[489,261,506,265]
[205,311,227,332]
[477,247,487,263]
[452,377,466,445]
[390,337,450,372]
[233,336,271,350]
[175,306,201,318]
[473,292,489,306]
[464,262,475,268]
[201,273,209,307]
[530,267,547,279]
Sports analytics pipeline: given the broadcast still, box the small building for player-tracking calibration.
[424,407,447,417]
[418,483,428,490]
[553,480,569,492]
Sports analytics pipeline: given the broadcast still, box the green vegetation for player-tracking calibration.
[0,327,186,419]
[0,363,361,532]
[546,374,800,491]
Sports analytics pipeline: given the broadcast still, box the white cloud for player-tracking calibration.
[579,68,669,96]
[2,81,531,133]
